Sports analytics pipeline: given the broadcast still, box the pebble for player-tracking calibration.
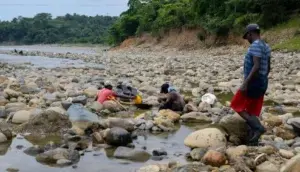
[6,168,19,172]
[274,137,284,142]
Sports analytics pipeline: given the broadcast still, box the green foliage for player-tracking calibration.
[108,0,300,45]
[0,13,117,44]
[273,36,300,51]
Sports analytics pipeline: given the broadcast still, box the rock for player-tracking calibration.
[12,110,31,124]
[0,106,5,118]
[36,148,79,164]
[153,116,175,130]
[202,150,227,167]
[273,127,296,140]
[61,101,72,110]
[183,102,198,113]
[258,145,277,155]
[24,146,44,156]
[0,96,8,106]
[226,145,248,160]
[72,96,87,105]
[256,161,279,172]
[20,83,40,94]
[190,148,207,161]
[152,148,167,156]
[92,132,104,144]
[281,154,300,172]
[0,122,12,140]
[137,164,168,172]
[88,101,103,113]
[157,109,180,123]
[104,118,135,132]
[180,112,212,123]
[113,146,151,162]
[56,159,72,166]
[279,149,295,159]
[18,107,71,134]
[184,128,227,149]
[139,85,157,95]
[172,163,209,172]
[0,132,7,143]
[219,114,248,144]
[106,127,132,146]
[102,101,121,112]
[83,87,98,98]
[5,102,27,116]
[263,115,283,127]
[4,89,22,98]
[198,102,211,112]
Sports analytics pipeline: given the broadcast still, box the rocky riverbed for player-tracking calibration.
[0,45,300,172]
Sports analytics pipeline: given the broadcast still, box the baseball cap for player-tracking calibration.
[243,24,260,39]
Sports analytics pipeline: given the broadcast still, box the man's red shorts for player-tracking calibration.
[230,90,264,117]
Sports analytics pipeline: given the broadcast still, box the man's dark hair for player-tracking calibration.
[160,83,169,94]
[105,85,113,90]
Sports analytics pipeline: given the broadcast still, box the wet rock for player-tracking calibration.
[219,114,248,144]
[258,145,277,155]
[202,150,227,167]
[273,127,296,140]
[83,87,98,98]
[36,148,79,164]
[225,145,248,160]
[198,101,211,112]
[184,128,227,149]
[106,127,132,146]
[152,148,167,156]
[256,161,279,172]
[113,146,151,162]
[6,168,19,172]
[183,102,198,113]
[279,149,295,159]
[56,159,72,166]
[72,96,87,105]
[18,107,71,134]
[157,109,180,123]
[102,101,121,112]
[61,101,72,110]
[24,146,44,156]
[12,110,31,124]
[190,148,207,161]
[281,154,300,172]
[180,112,212,123]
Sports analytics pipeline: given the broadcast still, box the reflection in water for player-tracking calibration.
[0,140,12,155]
[25,135,62,146]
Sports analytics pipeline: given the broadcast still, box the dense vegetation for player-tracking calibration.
[108,0,300,45]
[0,13,117,44]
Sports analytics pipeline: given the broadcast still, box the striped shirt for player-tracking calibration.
[244,39,271,90]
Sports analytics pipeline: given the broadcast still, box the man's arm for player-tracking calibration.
[268,56,271,75]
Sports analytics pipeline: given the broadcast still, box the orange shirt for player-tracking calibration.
[97,88,116,104]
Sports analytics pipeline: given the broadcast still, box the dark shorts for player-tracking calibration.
[230,90,264,116]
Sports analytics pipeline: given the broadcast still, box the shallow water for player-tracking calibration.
[0,125,196,172]
[0,45,101,55]
[0,54,104,69]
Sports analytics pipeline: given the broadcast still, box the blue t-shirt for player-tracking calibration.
[244,39,271,91]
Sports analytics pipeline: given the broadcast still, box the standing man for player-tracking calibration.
[230,24,271,145]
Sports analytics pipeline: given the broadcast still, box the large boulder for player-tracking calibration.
[83,87,98,98]
[12,110,31,124]
[0,132,7,143]
[71,96,87,105]
[36,148,79,165]
[17,107,71,134]
[180,112,212,123]
[184,128,227,149]
[219,114,248,144]
[106,127,132,146]
[101,118,135,132]
[113,146,151,162]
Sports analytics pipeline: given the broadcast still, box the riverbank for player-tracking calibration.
[0,45,300,172]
